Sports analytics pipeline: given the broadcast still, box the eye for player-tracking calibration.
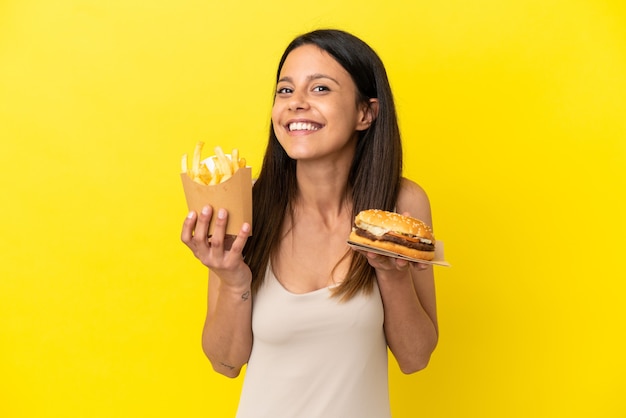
[276,86,293,95]
[312,85,330,93]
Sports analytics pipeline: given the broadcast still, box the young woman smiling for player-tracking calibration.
[181,29,438,418]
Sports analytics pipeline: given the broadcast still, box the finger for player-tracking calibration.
[364,252,390,268]
[228,222,252,255]
[364,251,379,259]
[395,258,410,270]
[193,206,213,245]
[209,208,228,253]
[181,210,197,244]
[413,262,430,271]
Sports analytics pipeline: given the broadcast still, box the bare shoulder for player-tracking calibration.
[396,178,433,227]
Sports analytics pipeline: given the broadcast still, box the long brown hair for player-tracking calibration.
[244,29,403,300]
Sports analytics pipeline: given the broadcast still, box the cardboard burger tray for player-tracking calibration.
[346,240,450,267]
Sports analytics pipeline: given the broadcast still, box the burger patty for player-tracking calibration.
[353,228,435,252]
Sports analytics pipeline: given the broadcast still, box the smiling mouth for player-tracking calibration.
[288,122,322,132]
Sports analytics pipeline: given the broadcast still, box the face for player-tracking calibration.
[271,44,374,163]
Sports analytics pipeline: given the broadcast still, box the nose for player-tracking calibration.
[288,90,310,111]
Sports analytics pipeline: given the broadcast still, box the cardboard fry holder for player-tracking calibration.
[180,167,253,236]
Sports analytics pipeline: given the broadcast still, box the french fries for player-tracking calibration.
[181,142,247,185]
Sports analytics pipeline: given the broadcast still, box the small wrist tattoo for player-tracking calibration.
[241,290,250,301]
[220,362,235,370]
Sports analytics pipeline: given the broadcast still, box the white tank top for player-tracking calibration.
[235,267,391,418]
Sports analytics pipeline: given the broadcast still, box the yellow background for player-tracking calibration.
[2,0,625,417]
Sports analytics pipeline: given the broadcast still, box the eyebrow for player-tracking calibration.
[277,73,340,85]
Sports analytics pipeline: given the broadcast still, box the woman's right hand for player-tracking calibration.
[181,206,252,289]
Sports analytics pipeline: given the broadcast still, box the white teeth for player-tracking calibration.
[289,122,319,131]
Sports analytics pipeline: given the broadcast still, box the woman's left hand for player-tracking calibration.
[359,250,429,272]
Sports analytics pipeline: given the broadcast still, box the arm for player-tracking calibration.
[202,270,253,378]
[181,206,253,378]
[376,263,438,374]
[365,179,439,373]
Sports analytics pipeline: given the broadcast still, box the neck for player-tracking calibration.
[294,160,352,220]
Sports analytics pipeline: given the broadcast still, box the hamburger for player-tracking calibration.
[349,209,436,261]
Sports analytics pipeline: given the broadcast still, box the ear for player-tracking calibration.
[356,98,379,131]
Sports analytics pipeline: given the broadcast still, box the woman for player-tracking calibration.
[181,29,438,418]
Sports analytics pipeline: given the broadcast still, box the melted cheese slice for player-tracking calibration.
[357,221,433,245]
